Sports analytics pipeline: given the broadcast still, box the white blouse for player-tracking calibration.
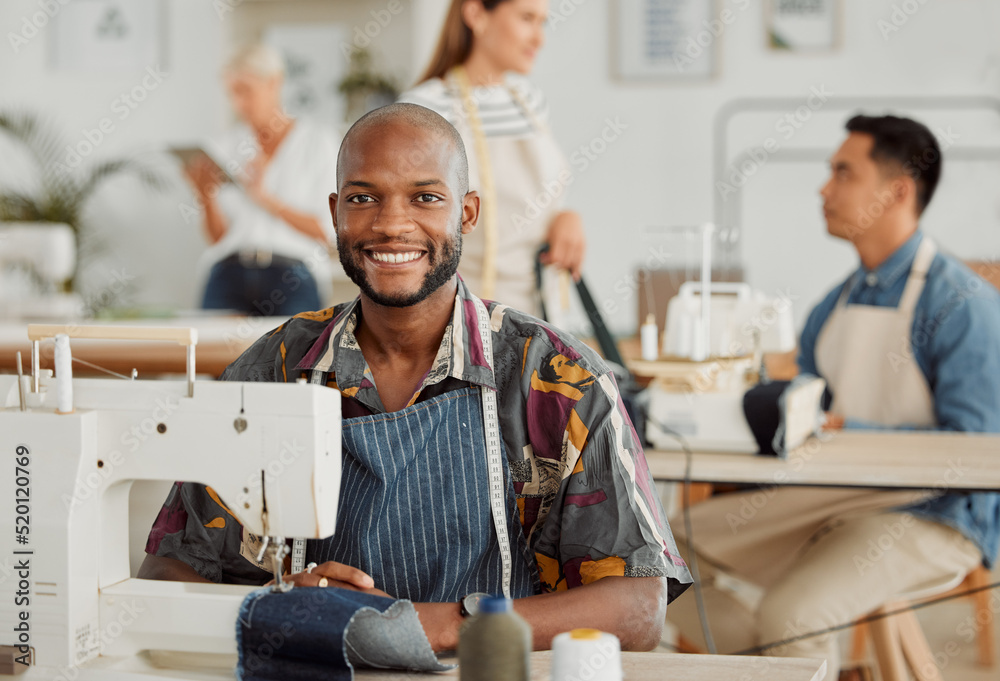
[198,118,341,294]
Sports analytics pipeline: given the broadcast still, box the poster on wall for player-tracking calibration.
[615,0,718,81]
[50,0,164,74]
[264,24,350,128]
[766,0,841,51]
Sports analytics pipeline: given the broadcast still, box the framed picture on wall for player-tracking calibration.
[765,0,841,52]
[50,0,164,74]
[614,0,719,81]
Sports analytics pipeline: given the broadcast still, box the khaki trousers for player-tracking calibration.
[666,489,981,681]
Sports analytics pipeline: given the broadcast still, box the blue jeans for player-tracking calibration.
[201,254,321,316]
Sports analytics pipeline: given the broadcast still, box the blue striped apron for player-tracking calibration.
[303,300,538,602]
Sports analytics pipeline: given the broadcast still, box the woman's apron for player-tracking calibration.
[450,73,570,317]
[680,238,940,587]
[301,296,539,601]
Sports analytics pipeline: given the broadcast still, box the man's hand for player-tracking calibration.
[268,561,392,598]
[541,210,586,280]
[823,412,845,431]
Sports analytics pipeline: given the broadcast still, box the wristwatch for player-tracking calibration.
[460,592,489,617]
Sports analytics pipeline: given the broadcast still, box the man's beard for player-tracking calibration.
[339,229,463,308]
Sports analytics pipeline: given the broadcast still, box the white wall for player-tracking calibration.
[1,0,228,310]
[4,0,1000,332]
[529,0,1000,333]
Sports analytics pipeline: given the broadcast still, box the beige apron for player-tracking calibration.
[679,237,940,587]
[448,75,569,316]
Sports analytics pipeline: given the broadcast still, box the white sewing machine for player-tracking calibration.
[632,224,821,454]
[0,325,341,679]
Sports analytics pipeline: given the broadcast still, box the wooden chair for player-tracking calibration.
[850,567,995,681]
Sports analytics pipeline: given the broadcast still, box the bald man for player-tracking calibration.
[140,103,691,651]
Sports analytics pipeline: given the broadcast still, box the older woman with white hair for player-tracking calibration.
[185,44,340,315]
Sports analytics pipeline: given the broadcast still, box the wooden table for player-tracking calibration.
[645,430,1000,491]
[59,650,826,681]
[363,651,827,681]
[0,316,288,378]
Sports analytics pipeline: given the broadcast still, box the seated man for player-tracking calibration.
[139,102,692,651]
[667,114,1000,680]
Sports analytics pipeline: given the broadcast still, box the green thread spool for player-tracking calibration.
[458,596,530,680]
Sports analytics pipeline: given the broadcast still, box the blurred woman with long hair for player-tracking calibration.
[399,0,585,316]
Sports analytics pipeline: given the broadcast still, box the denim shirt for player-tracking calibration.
[798,231,1000,566]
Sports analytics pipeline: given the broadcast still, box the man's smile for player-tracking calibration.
[366,249,426,265]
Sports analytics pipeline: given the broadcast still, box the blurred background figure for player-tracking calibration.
[185,44,340,316]
[399,0,585,317]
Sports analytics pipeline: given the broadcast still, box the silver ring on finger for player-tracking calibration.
[305,562,317,574]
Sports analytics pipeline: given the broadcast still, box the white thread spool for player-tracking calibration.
[551,629,622,681]
[54,333,73,414]
[640,314,659,362]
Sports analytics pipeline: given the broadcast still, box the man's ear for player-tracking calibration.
[329,193,339,230]
[890,176,916,211]
[461,190,480,235]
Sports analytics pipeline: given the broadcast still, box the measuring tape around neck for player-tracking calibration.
[472,297,513,598]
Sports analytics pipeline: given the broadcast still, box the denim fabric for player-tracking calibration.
[306,386,539,601]
[798,231,1000,566]
[236,586,446,681]
[201,255,320,316]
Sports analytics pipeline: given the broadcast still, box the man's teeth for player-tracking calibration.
[370,251,422,264]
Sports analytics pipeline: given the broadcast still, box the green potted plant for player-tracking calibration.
[337,48,400,125]
[0,110,165,317]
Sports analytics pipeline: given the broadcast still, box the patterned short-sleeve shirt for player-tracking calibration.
[146,279,692,602]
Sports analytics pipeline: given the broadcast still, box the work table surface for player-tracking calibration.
[51,650,826,681]
[645,430,1000,490]
[0,316,287,378]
